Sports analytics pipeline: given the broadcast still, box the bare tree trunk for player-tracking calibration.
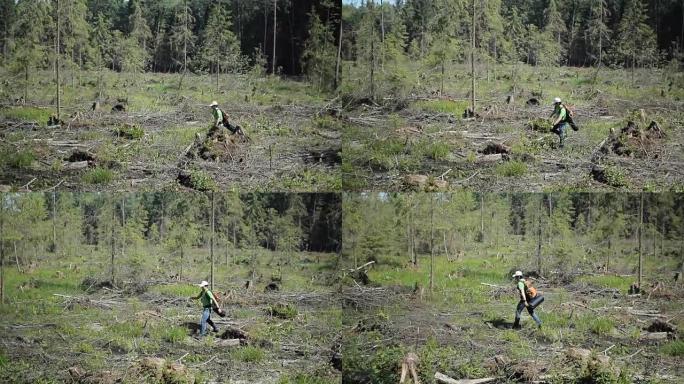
[56,0,61,120]
[24,65,28,103]
[370,3,376,100]
[160,197,165,243]
[272,0,277,74]
[430,195,434,292]
[335,17,342,89]
[480,194,484,243]
[180,246,184,281]
[638,192,644,289]
[1,197,4,304]
[121,198,125,258]
[536,196,543,275]
[210,192,215,291]
[110,210,115,285]
[52,192,57,254]
[470,0,476,114]
[380,0,385,42]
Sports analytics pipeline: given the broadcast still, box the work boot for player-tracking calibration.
[212,327,219,333]
[512,319,521,329]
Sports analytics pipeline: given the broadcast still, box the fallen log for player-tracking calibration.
[63,161,90,170]
[640,332,669,340]
[434,372,497,384]
[476,154,504,163]
[216,338,242,347]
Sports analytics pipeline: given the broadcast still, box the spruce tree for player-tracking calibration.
[200,2,239,93]
[614,0,657,77]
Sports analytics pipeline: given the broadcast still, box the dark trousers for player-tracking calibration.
[514,297,543,326]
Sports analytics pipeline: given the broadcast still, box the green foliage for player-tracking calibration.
[414,100,467,115]
[0,107,52,124]
[185,170,217,191]
[660,340,684,357]
[268,303,298,319]
[116,124,144,139]
[589,317,615,335]
[231,346,265,363]
[603,166,628,188]
[495,161,527,177]
[82,167,115,184]
[163,326,187,344]
[1,149,36,169]
[302,8,337,90]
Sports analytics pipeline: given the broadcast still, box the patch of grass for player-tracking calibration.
[163,326,187,344]
[420,141,451,160]
[0,107,52,125]
[578,275,631,291]
[414,99,468,115]
[495,161,528,177]
[82,167,115,184]
[267,303,298,319]
[1,149,36,169]
[589,317,615,336]
[660,340,684,357]
[276,168,342,191]
[231,345,265,363]
[150,284,197,297]
[277,373,336,384]
[116,124,144,139]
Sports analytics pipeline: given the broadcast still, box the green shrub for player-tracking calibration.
[495,161,527,177]
[181,170,217,191]
[660,340,684,357]
[231,346,265,363]
[82,167,114,184]
[603,166,627,188]
[267,303,298,319]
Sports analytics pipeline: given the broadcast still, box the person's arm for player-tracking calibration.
[518,282,528,306]
[190,290,202,300]
[553,107,566,126]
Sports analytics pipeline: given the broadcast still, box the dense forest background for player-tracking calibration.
[341,0,683,68]
[0,192,341,281]
[0,0,341,80]
[343,193,684,280]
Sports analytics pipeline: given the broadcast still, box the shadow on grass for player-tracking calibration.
[485,317,514,329]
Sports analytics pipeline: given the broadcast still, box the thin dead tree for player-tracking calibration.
[335,16,342,88]
[430,195,435,292]
[1,195,4,304]
[52,192,57,254]
[536,195,543,275]
[56,0,61,120]
[210,192,215,291]
[638,192,644,289]
[470,0,476,114]
[272,0,277,74]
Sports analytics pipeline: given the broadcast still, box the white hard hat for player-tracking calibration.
[199,280,209,287]
[553,97,562,104]
[512,271,523,278]
[209,101,218,107]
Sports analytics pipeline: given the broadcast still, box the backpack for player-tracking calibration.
[220,109,230,125]
[524,280,538,298]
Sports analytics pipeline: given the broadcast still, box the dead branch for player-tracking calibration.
[434,372,497,384]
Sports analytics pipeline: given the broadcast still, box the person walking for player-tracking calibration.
[191,280,221,336]
[512,271,544,329]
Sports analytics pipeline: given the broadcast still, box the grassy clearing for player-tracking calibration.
[0,70,340,191]
[0,248,340,383]
[0,106,52,125]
